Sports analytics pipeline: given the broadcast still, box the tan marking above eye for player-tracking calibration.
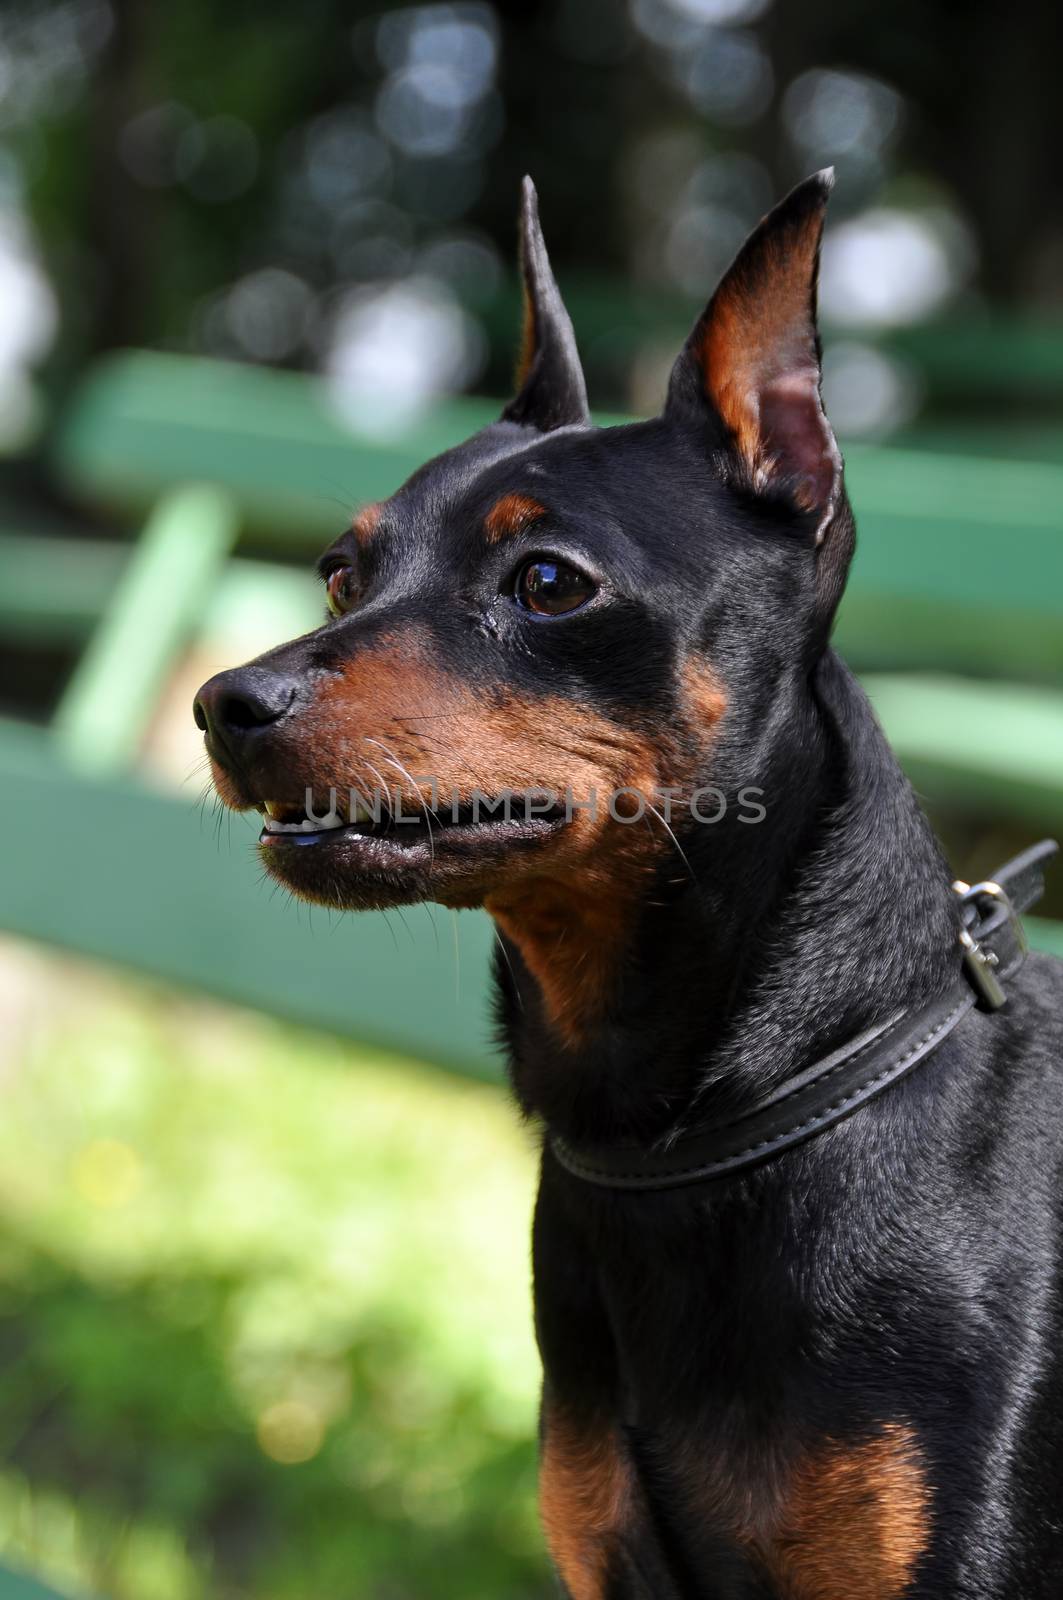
[352,502,383,545]
[484,492,548,543]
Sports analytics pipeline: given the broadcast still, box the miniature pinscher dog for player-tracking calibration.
[195,172,1063,1596]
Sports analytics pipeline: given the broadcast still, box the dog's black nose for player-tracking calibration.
[193,667,297,751]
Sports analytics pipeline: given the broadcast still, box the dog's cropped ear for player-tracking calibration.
[502,177,589,433]
[666,170,852,622]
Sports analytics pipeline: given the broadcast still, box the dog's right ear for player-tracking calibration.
[501,177,589,433]
[665,169,854,636]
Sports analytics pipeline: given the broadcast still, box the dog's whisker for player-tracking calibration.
[644,804,697,885]
[360,758,395,819]
[492,929,524,1013]
[364,738,440,863]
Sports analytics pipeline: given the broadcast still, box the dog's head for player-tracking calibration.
[195,173,853,1042]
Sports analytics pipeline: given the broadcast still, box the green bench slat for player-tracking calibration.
[1028,917,1063,959]
[52,486,239,774]
[0,537,320,648]
[838,447,1063,676]
[0,1564,78,1600]
[52,350,501,549]
[865,675,1063,832]
[0,534,128,642]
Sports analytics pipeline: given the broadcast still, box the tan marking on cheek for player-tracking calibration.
[484,492,548,543]
[540,1408,632,1600]
[681,658,728,736]
[770,1424,929,1600]
[304,641,649,816]
[352,502,383,545]
[296,643,666,1042]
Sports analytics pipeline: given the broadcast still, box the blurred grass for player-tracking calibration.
[0,955,546,1600]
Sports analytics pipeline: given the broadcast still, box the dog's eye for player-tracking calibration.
[325,565,359,617]
[514,558,595,617]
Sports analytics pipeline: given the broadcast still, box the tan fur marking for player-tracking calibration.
[770,1425,929,1599]
[484,492,548,543]
[701,229,821,481]
[684,1423,929,1598]
[297,640,661,1043]
[487,849,649,1047]
[489,664,725,1041]
[269,638,726,1045]
[352,502,383,545]
[682,658,728,732]
[540,1408,632,1600]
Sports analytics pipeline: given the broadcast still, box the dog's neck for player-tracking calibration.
[498,651,959,1146]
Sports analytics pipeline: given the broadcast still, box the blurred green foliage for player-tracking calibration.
[0,969,545,1599]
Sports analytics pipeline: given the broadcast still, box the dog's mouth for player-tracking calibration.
[253,791,569,909]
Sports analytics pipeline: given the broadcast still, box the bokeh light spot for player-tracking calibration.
[256,1399,325,1465]
[820,207,973,326]
[71,1138,143,1210]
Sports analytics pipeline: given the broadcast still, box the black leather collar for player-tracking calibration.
[550,840,1059,1192]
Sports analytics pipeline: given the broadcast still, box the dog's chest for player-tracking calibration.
[674,1420,929,1598]
[541,1406,930,1599]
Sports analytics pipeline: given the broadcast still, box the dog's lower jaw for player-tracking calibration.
[254,810,567,912]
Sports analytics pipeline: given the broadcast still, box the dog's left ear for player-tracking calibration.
[666,169,852,624]
[502,176,590,433]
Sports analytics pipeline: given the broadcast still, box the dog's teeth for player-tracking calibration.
[261,807,351,835]
[264,801,283,819]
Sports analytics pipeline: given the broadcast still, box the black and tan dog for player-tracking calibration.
[195,174,1063,1597]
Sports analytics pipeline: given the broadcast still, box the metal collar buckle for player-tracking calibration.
[952,878,1028,1011]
